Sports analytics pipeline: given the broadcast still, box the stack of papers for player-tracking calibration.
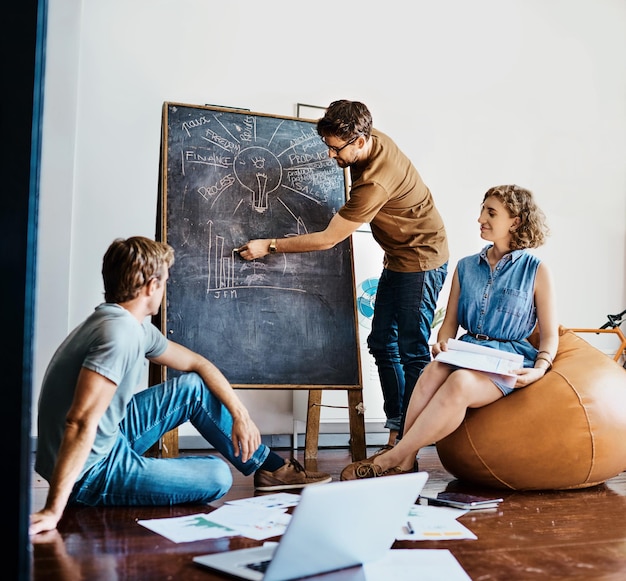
[435,338,524,387]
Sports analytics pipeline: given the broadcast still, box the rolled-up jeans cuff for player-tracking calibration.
[384,418,401,432]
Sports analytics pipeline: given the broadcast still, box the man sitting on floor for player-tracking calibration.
[30,236,330,536]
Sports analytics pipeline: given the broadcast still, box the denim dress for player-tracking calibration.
[456,246,541,368]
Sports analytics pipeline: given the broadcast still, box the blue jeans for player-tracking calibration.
[367,264,448,436]
[69,372,270,506]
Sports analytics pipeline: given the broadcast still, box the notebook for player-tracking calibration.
[193,471,428,581]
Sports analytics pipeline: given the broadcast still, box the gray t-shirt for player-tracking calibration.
[35,303,168,481]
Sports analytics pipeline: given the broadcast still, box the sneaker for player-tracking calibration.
[254,458,332,491]
[340,459,415,481]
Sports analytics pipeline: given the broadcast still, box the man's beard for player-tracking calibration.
[335,153,357,168]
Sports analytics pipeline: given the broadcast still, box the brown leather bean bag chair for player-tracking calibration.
[436,326,626,490]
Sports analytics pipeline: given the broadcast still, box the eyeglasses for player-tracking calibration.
[322,134,359,154]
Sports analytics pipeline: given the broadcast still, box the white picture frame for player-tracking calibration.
[296,103,326,120]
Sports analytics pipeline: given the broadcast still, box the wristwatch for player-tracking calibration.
[269,238,277,253]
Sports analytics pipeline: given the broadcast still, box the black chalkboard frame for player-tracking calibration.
[157,102,364,395]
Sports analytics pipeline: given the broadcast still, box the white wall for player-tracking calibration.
[35,0,626,438]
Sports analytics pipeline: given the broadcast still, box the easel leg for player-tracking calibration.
[160,429,179,458]
[347,390,366,461]
[304,390,322,464]
[143,428,179,458]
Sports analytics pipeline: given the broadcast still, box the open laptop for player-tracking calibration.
[193,471,428,581]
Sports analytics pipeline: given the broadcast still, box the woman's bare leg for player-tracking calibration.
[402,362,456,429]
[370,369,504,472]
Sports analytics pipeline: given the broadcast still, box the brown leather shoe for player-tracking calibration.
[340,460,414,481]
[361,446,420,472]
[254,458,332,491]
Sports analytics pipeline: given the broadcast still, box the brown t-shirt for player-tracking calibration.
[338,129,449,272]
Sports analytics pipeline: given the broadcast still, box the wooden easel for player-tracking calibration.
[147,102,368,464]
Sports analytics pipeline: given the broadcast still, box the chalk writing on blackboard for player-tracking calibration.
[160,103,361,387]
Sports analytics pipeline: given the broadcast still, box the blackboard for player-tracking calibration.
[159,102,362,388]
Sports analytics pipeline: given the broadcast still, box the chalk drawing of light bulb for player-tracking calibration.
[233,147,283,213]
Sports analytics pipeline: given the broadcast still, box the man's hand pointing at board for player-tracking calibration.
[237,238,276,261]
[238,214,363,262]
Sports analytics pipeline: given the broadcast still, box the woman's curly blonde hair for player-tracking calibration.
[483,185,549,250]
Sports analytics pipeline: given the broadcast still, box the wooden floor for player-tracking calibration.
[30,445,626,580]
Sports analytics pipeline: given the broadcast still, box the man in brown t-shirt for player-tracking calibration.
[240,100,448,445]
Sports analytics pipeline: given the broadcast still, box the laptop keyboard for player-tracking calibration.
[246,559,271,573]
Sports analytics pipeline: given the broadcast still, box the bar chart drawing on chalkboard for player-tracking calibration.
[206,221,305,293]
[160,103,361,388]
